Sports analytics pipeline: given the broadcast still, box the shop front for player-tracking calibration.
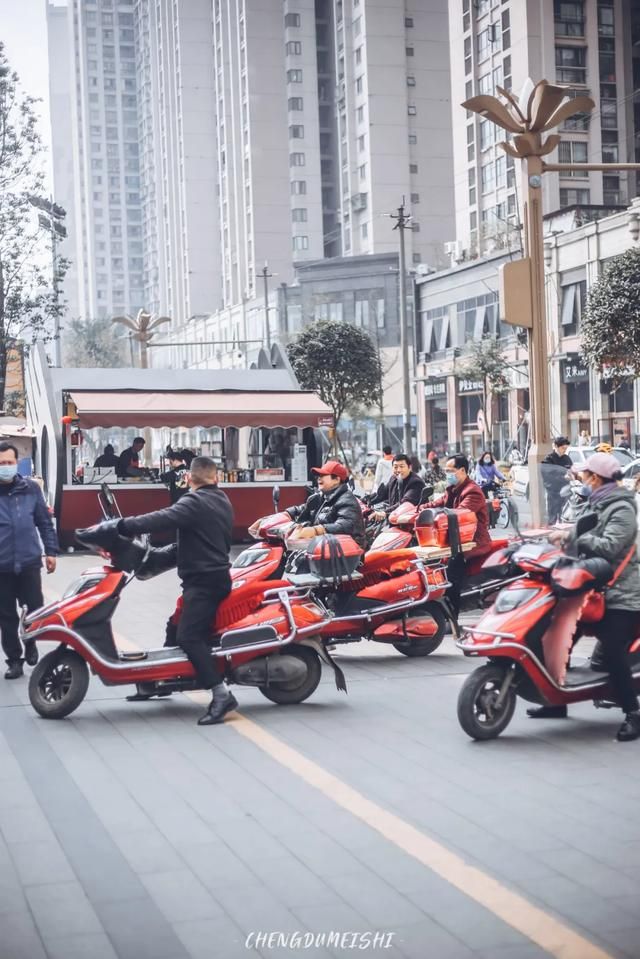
[561,355,591,443]
[457,377,484,458]
[598,376,635,448]
[423,377,449,454]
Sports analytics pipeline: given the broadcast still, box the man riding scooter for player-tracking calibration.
[429,454,492,616]
[286,460,366,549]
[370,453,425,522]
[117,456,238,726]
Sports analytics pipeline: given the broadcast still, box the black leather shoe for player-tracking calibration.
[23,641,39,667]
[197,691,238,726]
[527,705,568,719]
[616,711,640,742]
[4,661,24,680]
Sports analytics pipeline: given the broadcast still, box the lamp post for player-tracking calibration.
[259,263,274,351]
[28,195,67,366]
[390,199,413,455]
[463,79,640,523]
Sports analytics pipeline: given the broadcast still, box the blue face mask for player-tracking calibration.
[445,472,458,487]
[0,464,18,483]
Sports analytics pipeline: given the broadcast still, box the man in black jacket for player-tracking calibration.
[119,456,236,726]
[287,460,366,550]
[371,453,425,520]
[541,436,573,523]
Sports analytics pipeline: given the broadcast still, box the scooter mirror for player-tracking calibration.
[420,485,434,503]
[575,512,598,537]
[272,485,281,508]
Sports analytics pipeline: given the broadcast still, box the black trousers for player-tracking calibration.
[167,571,231,690]
[545,491,563,524]
[0,567,44,664]
[446,553,466,617]
[595,608,640,714]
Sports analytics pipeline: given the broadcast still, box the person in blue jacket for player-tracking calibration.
[474,450,505,492]
[0,443,59,679]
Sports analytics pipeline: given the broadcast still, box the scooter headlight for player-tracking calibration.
[494,586,540,613]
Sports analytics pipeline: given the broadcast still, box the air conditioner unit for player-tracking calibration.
[351,192,368,212]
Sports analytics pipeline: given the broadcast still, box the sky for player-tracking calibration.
[0,0,63,186]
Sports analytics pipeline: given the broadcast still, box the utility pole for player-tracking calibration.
[29,195,67,366]
[391,198,413,455]
[260,262,273,351]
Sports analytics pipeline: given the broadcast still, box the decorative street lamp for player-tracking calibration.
[463,79,640,523]
[112,309,171,369]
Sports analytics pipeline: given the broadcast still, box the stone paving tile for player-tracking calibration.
[110,828,186,875]
[0,908,49,959]
[7,838,76,887]
[139,869,225,923]
[94,898,190,959]
[323,870,427,929]
[42,931,120,959]
[392,917,477,959]
[172,917,248,959]
[25,880,104,939]
[214,880,312,936]
[179,839,259,891]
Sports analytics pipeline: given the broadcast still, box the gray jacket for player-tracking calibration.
[573,486,640,611]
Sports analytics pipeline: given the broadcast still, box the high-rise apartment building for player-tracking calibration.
[135,0,220,322]
[448,0,638,259]
[48,0,145,321]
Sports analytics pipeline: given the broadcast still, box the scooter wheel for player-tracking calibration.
[457,664,516,740]
[28,649,90,719]
[392,604,446,657]
[258,646,322,705]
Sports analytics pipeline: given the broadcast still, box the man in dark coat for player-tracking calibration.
[118,456,236,726]
[541,436,573,523]
[0,443,59,679]
[287,460,366,550]
[371,454,425,519]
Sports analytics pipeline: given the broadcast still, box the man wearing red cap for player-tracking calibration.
[286,460,366,549]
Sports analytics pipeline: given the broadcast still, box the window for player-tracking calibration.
[407,75,416,86]
[355,299,369,328]
[598,5,614,36]
[357,106,365,123]
[464,36,472,75]
[559,187,590,206]
[290,152,305,166]
[353,16,361,36]
[405,17,414,27]
[289,124,304,138]
[602,142,618,163]
[293,236,309,251]
[411,221,420,233]
[286,40,301,54]
[292,208,308,222]
[285,13,300,26]
[603,174,620,205]
[560,279,586,335]
[495,155,506,187]
[411,192,420,203]
[408,133,417,145]
[599,49,616,83]
[359,163,367,179]
[361,222,368,239]
[503,54,512,90]
[410,163,418,174]
[479,119,494,150]
[288,97,303,110]
[355,75,364,93]
[481,160,496,192]
[358,134,366,151]
[501,9,510,49]
[554,1,585,37]
[355,47,362,65]
[406,46,414,56]
[555,46,586,84]
[287,69,303,83]
[478,73,492,95]
[408,104,417,116]
[558,139,588,174]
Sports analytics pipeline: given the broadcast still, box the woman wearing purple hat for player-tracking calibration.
[531,452,640,741]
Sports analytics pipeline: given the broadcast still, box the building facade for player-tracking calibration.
[415,200,640,458]
[448,0,639,263]
[48,0,145,321]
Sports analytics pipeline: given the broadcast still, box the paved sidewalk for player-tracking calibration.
[0,558,639,959]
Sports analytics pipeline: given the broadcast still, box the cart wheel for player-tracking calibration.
[457,664,516,740]
[259,646,322,704]
[393,603,447,657]
[495,499,511,529]
[29,649,90,719]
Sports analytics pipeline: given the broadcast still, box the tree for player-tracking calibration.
[0,43,67,409]
[457,338,510,449]
[287,320,383,459]
[581,248,640,386]
[62,317,127,368]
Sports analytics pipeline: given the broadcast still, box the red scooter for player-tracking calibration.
[23,514,345,721]
[456,515,640,740]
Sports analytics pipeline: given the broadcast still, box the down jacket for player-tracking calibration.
[287,483,366,550]
[572,486,640,611]
[0,476,59,573]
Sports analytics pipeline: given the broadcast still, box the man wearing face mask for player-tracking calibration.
[117,456,237,726]
[0,443,59,680]
[429,455,492,616]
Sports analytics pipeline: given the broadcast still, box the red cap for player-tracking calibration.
[312,460,349,482]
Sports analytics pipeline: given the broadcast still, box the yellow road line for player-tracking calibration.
[229,713,613,959]
[43,579,613,959]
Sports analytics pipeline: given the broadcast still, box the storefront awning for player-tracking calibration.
[68,391,334,430]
